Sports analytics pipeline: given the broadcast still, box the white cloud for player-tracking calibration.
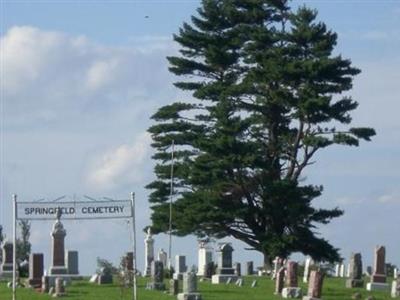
[85,132,152,191]
[1,26,176,125]
[377,193,399,204]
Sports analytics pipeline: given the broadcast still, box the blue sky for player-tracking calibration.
[1,0,399,275]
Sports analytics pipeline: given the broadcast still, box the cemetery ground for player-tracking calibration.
[0,276,393,300]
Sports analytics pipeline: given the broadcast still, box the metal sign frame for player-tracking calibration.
[10,193,138,300]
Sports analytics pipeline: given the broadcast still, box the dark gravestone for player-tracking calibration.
[286,261,298,287]
[366,246,389,291]
[97,267,113,284]
[372,246,386,283]
[126,252,133,271]
[246,261,254,275]
[282,261,302,298]
[234,262,241,276]
[346,253,364,288]
[205,262,214,279]
[303,270,324,300]
[28,253,44,288]
[50,220,68,275]
[1,241,13,273]
[147,260,165,290]
[275,267,285,295]
[66,250,79,275]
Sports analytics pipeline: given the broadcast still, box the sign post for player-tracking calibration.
[12,194,17,300]
[12,194,136,300]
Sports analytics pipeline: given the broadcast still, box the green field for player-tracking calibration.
[0,277,394,300]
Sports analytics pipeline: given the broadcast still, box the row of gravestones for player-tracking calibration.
[272,246,400,299]
[0,243,79,285]
[144,229,260,278]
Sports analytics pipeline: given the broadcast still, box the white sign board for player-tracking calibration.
[16,200,132,220]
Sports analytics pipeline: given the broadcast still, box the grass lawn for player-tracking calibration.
[0,276,394,300]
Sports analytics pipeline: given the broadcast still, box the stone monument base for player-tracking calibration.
[211,274,237,284]
[177,292,202,300]
[366,282,389,291]
[282,287,302,298]
[146,282,165,290]
[302,297,321,300]
[49,266,68,275]
[345,279,364,288]
[46,274,81,287]
[0,271,13,280]
[28,278,42,288]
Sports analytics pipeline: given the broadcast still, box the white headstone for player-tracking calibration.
[175,255,187,274]
[157,248,167,268]
[303,257,312,283]
[340,263,345,278]
[346,263,351,278]
[335,264,340,277]
[144,228,154,276]
[197,240,213,276]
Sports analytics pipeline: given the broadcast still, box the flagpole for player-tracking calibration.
[130,192,137,300]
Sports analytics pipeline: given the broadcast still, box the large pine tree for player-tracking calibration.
[147,0,375,264]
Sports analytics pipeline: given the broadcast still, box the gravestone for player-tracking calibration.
[42,276,50,293]
[391,276,400,298]
[339,263,345,278]
[235,278,244,286]
[0,241,13,277]
[283,261,302,298]
[28,253,44,288]
[234,262,241,276]
[272,257,284,279]
[303,257,313,283]
[246,261,254,275]
[346,263,351,278]
[275,267,285,295]
[144,228,154,277]
[66,250,79,275]
[125,252,134,271]
[89,274,99,283]
[54,277,66,297]
[334,264,340,277]
[303,270,324,300]
[346,253,364,288]
[169,278,179,295]
[211,243,237,284]
[147,260,165,290]
[97,267,113,284]
[197,240,213,277]
[177,271,202,300]
[173,255,187,280]
[251,279,257,288]
[49,219,68,275]
[205,262,214,279]
[366,246,390,291]
[157,248,167,268]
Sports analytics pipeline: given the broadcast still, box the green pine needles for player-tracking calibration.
[147,0,375,264]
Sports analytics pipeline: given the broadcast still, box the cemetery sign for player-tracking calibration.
[16,200,132,220]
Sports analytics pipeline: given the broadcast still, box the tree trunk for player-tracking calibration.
[263,252,272,270]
